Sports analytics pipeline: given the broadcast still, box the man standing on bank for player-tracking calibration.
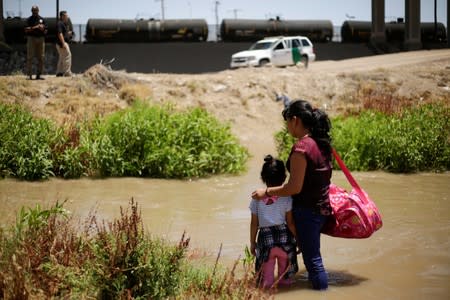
[56,10,73,77]
[25,5,47,80]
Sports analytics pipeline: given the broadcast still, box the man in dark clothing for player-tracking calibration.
[24,5,47,80]
[56,11,73,77]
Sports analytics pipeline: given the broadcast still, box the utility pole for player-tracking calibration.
[19,0,22,17]
[215,1,220,40]
[448,0,450,47]
[57,0,59,20]
[0,0,4,42]
[155,0,165,21]
[434,0,437,41]
[187,1,192,19]
[228,8,242,19]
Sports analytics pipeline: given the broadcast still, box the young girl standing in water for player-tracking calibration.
[250,155,299,289]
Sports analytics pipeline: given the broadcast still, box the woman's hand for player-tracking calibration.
[251,188,266,200]
[250,242,256,256]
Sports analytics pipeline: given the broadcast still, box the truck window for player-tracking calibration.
[250,41,273,50]
[301,39,311,47]
[292,39,301,48]
[274,42,285,50]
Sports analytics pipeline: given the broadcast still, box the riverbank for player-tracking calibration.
[1,49,449,160]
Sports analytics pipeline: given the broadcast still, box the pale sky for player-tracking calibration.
[4,0,447,26]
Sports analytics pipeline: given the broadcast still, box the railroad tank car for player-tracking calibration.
[341,20,447,43]
[220,18,333,42]
[85,18,208,42]
[340,21,372,43]
[3,17,74,44]
[419,22,447,42]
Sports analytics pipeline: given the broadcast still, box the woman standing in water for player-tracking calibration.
[252,100,332,290]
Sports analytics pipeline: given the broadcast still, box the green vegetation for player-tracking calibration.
[0,201,267,299]
[0,102,249,180]
[275,103,450,173]
[0,104,56,180]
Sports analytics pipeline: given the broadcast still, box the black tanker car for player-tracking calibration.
[220,18,333,42]
[341,20,447,43]
[84,18,208,43]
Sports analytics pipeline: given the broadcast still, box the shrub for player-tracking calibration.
[275,103,450,173]
[87,102,249,178]
[0,200,267,299]
[51,125,91,178]
[0,102,249,179]
[0,104,55,180]
[275,126,296,163]
[332,104,450,172]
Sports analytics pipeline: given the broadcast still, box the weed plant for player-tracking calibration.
[0,104,55,179]
[0,102,249,180]
[275,103,450,173]
[0,200,268,299]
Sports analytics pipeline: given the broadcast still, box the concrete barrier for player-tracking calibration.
[1,42,376,75]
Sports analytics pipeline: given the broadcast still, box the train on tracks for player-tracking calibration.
[2,16,447,44]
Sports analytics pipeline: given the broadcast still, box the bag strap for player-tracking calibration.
[332,148,365,198]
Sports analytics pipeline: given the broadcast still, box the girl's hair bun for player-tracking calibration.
[261,154,286,186]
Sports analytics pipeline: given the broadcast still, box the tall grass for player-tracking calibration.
[0,102,249,180]
[0,200,268,299]
[275,103,450,173]
[0,104,55,179]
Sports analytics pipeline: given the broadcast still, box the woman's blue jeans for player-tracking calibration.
[293,207,328,290]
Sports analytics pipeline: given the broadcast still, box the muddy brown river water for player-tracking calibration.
[0,157,449,299]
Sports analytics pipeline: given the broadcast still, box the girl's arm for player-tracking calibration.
[252,152,307,199]
[250,213,258,256]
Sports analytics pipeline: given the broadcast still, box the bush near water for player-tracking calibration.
[0,200,267,299]
[275,103,450,173]
[0,102,249,180]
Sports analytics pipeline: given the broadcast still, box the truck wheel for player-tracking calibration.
[259,59,270,67]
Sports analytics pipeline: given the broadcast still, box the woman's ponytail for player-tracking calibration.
[310,108,332,160]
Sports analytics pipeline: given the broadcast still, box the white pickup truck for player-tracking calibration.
[230,36,316,68]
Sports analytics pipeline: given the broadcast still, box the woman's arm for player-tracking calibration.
[286,211,297,238]
[252,152,307,199]
[286,210,301,253]
[250,213,258,256]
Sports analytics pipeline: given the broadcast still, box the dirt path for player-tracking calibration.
[309,49,450,72]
